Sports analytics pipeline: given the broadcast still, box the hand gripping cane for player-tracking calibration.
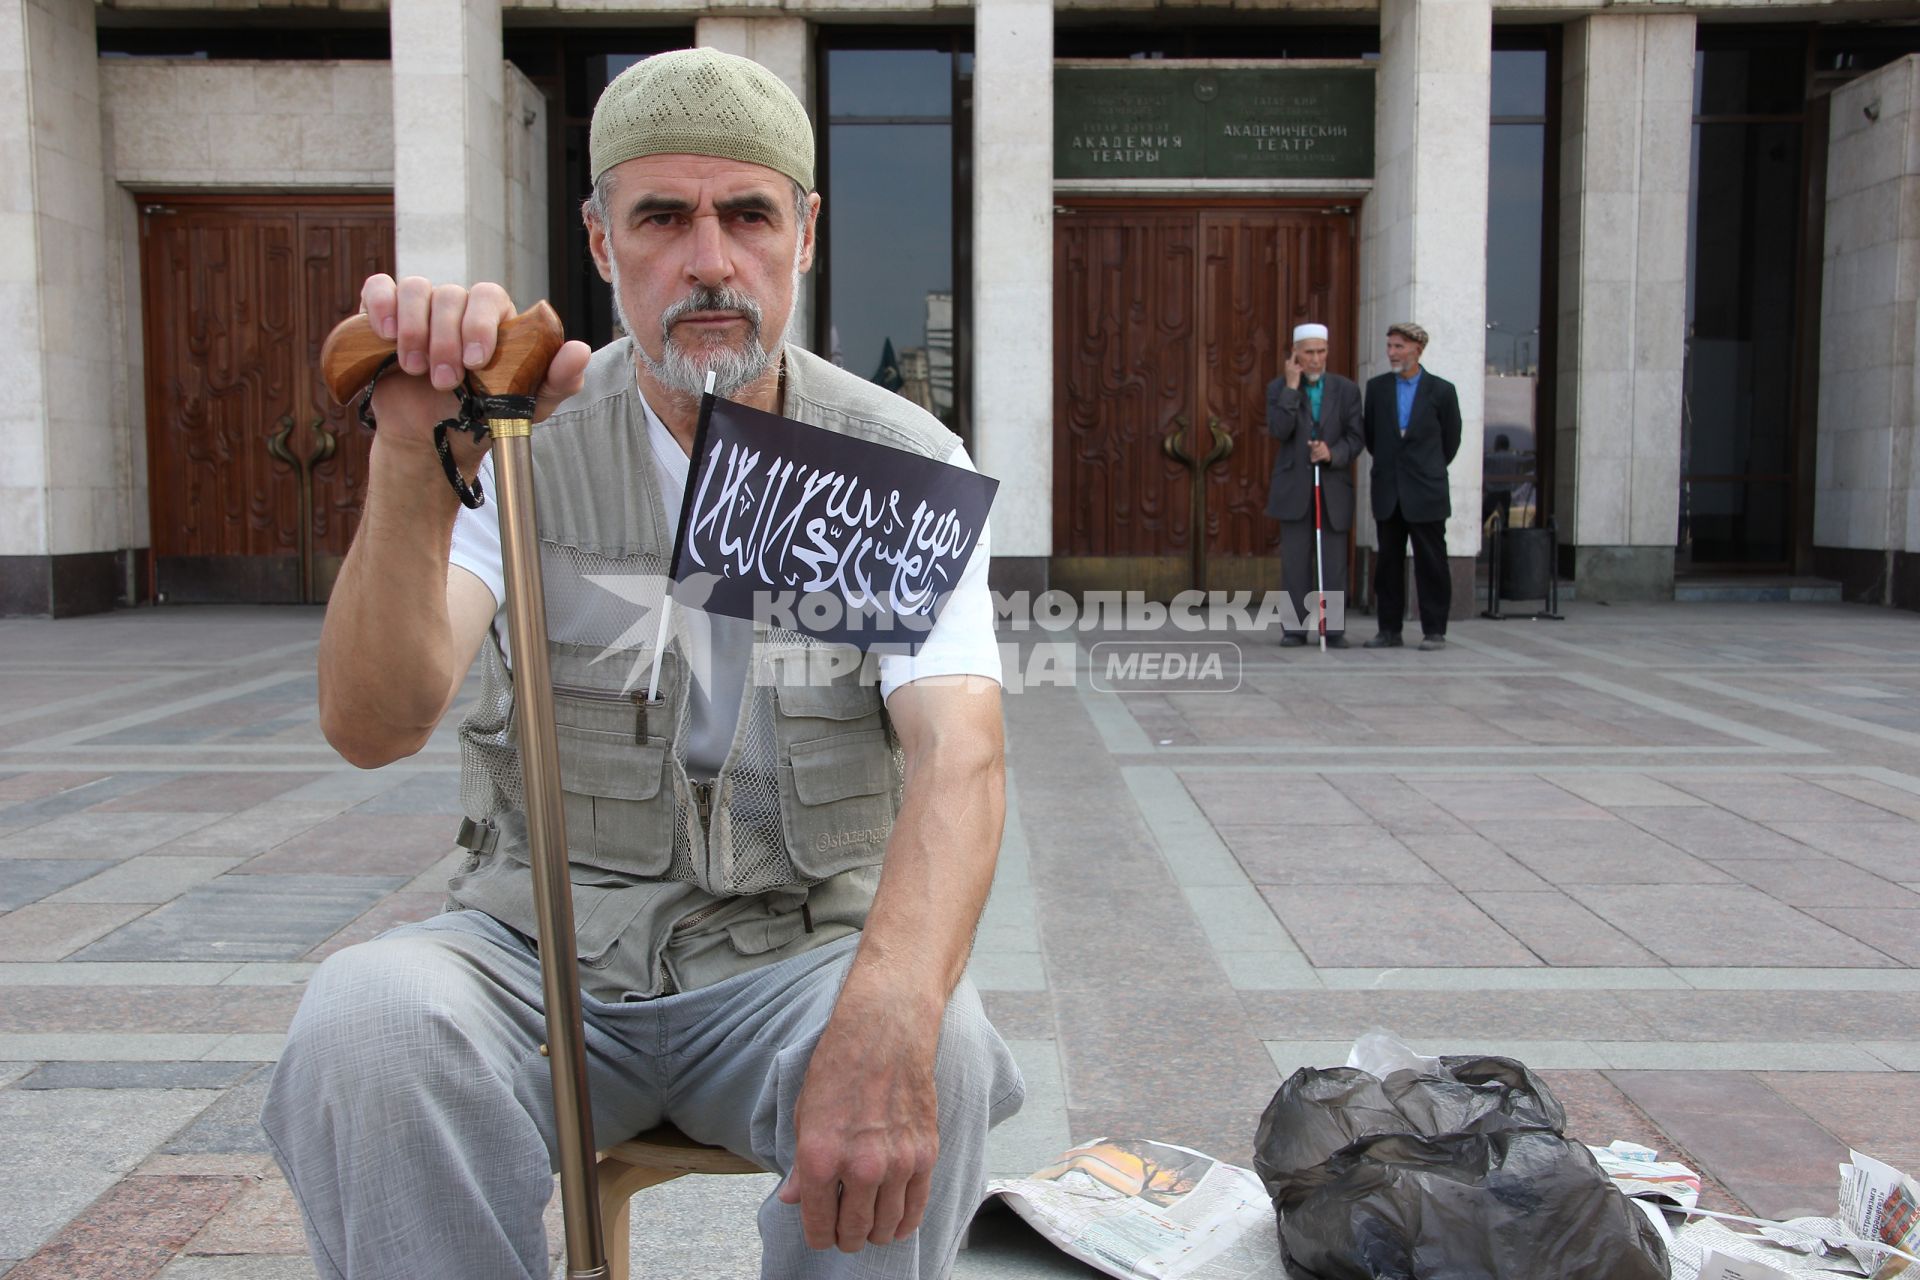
[1311,426,1327,653]
[320,304,615,1280]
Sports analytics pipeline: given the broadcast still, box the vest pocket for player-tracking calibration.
[778,727,897,879]
[553,691,674,877]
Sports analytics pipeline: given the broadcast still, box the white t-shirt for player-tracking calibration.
[448,383,1002,776]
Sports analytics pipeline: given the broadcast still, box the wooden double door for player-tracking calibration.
[141,197,394,604]
[1053,202,1357,598]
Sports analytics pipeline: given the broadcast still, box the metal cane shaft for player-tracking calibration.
[494,427,609,1280]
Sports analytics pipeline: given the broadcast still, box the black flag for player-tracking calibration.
[666,390,998,653]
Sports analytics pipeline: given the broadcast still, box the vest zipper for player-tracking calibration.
[692,780,714,832]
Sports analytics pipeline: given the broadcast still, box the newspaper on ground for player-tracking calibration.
[1834,1149,1920,1278]
[982,1138,1282,1280]
[1589,1139,1705,1212]
[1591,1142,1920,1280]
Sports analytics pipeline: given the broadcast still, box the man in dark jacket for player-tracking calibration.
[1267,322,1364,647]
[1362,322,1461,651]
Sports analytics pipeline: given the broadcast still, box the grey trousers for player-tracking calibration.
[262,910,1024,1280]
[1279,517,1349,637]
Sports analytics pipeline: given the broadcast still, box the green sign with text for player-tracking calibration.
[1055,65,1374,181]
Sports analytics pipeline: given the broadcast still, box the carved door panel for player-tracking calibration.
[1054,203,1356,598]
[141,199,393,603]
[1053,209,1201,601]
[1199,211,1357,593]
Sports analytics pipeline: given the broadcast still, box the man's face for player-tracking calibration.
[1293,338,1329,379]
[1385,332,1424,372]
[587,153,820,397]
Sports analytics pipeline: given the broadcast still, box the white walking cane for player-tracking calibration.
[1312,430,1327,653]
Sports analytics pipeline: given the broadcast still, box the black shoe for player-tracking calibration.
[1419,634,1447,651]
[1325,634,1350,649]
[1279,633,1307,648]
[1363,632,1403,649]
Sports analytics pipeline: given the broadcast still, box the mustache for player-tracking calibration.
[662,286,764,336]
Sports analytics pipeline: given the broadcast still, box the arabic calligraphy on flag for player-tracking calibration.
[668,394,999,653]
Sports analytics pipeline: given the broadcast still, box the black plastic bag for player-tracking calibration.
[1254,1054,1669,1280]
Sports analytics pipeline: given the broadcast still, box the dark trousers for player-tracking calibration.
[1280,516,1348,637]
[1375,507,1450,637]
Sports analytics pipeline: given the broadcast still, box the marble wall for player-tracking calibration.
[1817,55,1918,566]
[1554,13,1693,601]
[392,0,506,284]
[971,0,1053,564]
[1358,0,1491,577]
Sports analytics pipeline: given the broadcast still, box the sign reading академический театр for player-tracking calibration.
[1054,63,1374,182]
[667,395,999,653]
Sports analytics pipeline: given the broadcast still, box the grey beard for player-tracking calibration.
[613,259,800,399]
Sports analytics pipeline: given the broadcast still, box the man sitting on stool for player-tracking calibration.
[1362,321,1461,652]
[1266,323,1363,648]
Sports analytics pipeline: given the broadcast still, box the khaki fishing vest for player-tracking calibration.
[446,339,961,999]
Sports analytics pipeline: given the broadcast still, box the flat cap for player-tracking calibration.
[590,48,815,191]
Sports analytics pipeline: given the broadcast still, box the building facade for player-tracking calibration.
[2,0,1918,616]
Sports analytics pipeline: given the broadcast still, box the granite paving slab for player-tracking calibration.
[1612,806,1813,859]
[0,904,150,960]
[0,773,108,805]
[145,811,340,859]
[1178,774,1373,826]
[344,774,465,815]
[162,1075,275,1156]
[0,986,303,1034]
[302,890,447,961]
[94,775,325,814]
[236,815,457,878]
[1537,1069,1748,1213]
[0,1088,216,1257]
[1466,890,1667,965]
[0,860,114,910]
[0,775,167,835]
[1671,777,1910,824]
[1544,772,1710,808]
[5,1175,242,1280]
[1710,858,1920,909]
[47,856,251,905]
[1805,907,1920,965]
[1260,883,1541,968]
[1395,831,1554,890]
[157,1259,320,1280]
[1605,1071,1849,1219]
[1764,821,1920,880]
[17,1062,261,1091]
[1757,1072,1920,1176]
[1564,885,1900,967]
[1215,824,1442,884]
[182,1173,309,1257]
[1478,819,1735,884]
[1616,990,1920,1042]
[1406,775,1613,822]
[1236,989,1658,1041]
[0,811,227,861]
[1322,774,1472,833]
[71,875,408,963]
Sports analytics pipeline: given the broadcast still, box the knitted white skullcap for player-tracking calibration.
[1293,323,1330,343]
[590,48,815,190]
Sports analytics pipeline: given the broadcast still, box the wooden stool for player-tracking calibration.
[596,1124,765,1280]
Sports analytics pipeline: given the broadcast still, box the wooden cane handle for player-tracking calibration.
[318,301,566,406]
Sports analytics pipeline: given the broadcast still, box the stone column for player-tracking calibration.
[390,0,507,285]
[971,0,1052,589]
[697,17,816,352]
[0,0,124,616]
[1816,54,1920,610]
[1554,14,1694,602]
[1359,0,1490,615]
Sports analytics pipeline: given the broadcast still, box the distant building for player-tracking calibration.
[3,3,1917,614]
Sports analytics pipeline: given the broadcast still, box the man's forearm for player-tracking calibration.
[836,738,1005,1028]
[317,439,466,767]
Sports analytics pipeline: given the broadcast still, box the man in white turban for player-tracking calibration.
[1265,322,1364,647]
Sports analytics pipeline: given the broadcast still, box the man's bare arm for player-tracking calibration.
[778,674,1006,1252]
[316,274,591,768]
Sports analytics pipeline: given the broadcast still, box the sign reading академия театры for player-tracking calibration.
[1054,65,1374,181]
